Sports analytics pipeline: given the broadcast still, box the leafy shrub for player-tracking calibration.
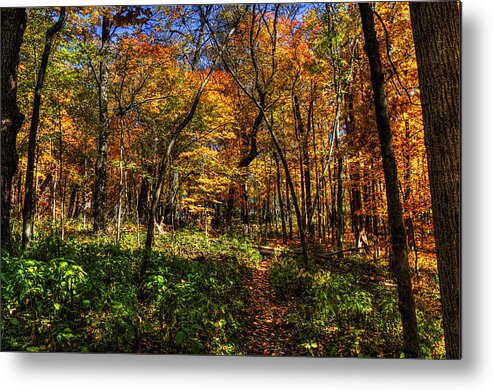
[1,231,259,354]
[270,256,306,299]
[1,254,87,351]
[269,254,442,358]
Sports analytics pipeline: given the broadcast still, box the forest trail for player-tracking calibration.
[243,256,296,356]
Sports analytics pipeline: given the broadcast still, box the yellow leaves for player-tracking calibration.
[11,4,433,252]
[178,122,235,217]
[296,267,313,279]
[163,5,184,21]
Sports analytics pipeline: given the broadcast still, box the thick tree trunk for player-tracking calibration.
[1,9,27,252]
[359,3,420,358]
[137,169,151,223]
[22,8,66,249]
[93,14,111,235]
[410,1,461,359]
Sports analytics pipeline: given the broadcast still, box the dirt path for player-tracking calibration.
[243,256,296,356]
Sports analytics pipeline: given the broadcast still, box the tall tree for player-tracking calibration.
[21,7,66,249]
[359,3,419,358]
[144,7,242,253]
[410,1,461,359]
[225,109,263,228]
[92,11,111,235]
[1,8,27,252]
[204,4,309,263]
[144,74,212,251]
[293,94,313,237]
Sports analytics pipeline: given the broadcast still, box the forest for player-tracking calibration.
[1,2,460,358]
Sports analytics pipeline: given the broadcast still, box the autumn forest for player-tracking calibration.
[1,2,460,358]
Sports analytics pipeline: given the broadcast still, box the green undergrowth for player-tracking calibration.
[269,251,445,358]
[1,231,261,353]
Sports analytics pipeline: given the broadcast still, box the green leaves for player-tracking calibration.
[269,255,408,357]
[141,235,252,354]
[1,232,255,354]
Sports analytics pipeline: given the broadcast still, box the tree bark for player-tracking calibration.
[410,1,461,359]
[117,116,125,242]
[285,172,293,240]
[336,130,344,251]
[266,120,309,263]
[137,168,151,223]
[93,13,111,235]
[225,109,263,227]
[145,139,174,251]
[293,95,313,237]
[68,185,79,218]
[274,151,287,244]
[22,7,66,249]
[1,8,27,252]
[346,94,367,250]
[359,3,420,358]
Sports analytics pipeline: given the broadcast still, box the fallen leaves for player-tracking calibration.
[242,257,297,356]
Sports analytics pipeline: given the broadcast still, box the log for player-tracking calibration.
[314,246,368,259]
[257,245,284,257]
[256,244,369,259]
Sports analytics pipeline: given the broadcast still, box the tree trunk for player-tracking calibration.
[293,95,313,237]
[344,93,363,250]
[266,121,309,264]
[410,1,461,359]
[144,33,228,253]
[93,13,111,235]
[336,131,344,251]
[59,113,65,240]
[22,8,66,249]
[225,110,263,228]
[359,3,420,358]
[1,8,27,252]
[68,185,78,218]
[117,117,125,242]
[285,174,293,240]
[274,151,287,244]
[241,182,250,226]
[265,177,271,237]
[312,115,322,242]
[137,169,150,223]
[145,139,174,251]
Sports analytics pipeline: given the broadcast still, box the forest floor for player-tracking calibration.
[243,256,297,356]
[1,227,445,357]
